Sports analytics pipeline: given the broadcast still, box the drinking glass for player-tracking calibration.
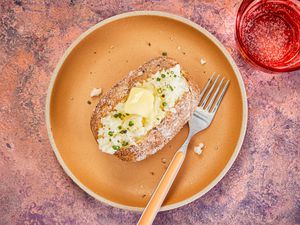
[235,0,300,72]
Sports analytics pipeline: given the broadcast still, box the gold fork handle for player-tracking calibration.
[137,151,185,225]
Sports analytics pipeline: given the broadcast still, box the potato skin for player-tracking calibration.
[91,57,200,161]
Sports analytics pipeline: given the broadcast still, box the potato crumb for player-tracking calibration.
[90,88,102,97]
[194,142,205,155]
[161,158,167,164]
[200,58,206,65]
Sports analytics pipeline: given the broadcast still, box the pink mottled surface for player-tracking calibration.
[0,1,299,224]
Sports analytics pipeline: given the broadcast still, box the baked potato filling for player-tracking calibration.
[97,64,189,154]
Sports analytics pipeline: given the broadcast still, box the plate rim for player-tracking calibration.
[45,10,248,212]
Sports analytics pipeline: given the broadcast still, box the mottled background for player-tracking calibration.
[0,1,299,225]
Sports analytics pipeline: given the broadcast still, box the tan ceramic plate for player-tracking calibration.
[46,11,247,211]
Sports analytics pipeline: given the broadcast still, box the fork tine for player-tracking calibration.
[198,73,215,104]
[200,74,220,108]
[206,77,225,111]
[212,80,230,114]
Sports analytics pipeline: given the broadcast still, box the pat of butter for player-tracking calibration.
[124,87,154,117]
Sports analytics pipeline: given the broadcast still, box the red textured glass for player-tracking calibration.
[236,0,300,72]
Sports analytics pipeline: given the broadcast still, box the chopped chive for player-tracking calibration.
[118,125,122,130]
[120,130,127,134]
[162,52,167,56]
[156,77,161,82]
[114,113,123,118]
[122,141,129,146]
[129,121,134,127]
[157,88,162,94]
[168,85,174,91]
[109,138,112,141]
[174,75,177,77]
[156,118,160,120]
[108,131,114,136]
[126,113,129,116]
[112,145,120,150]
[162,102,167,107]
[161,74,166,78]
[170,71,174,74]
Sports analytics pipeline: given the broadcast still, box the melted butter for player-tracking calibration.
[124,87,154,118]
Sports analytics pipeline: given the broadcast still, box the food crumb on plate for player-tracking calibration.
[161,158,167,164]
[200,58,206,65]
[90,88,102,97]
[194,142,205,155]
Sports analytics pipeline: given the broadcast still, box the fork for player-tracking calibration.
[137,74,230,225]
